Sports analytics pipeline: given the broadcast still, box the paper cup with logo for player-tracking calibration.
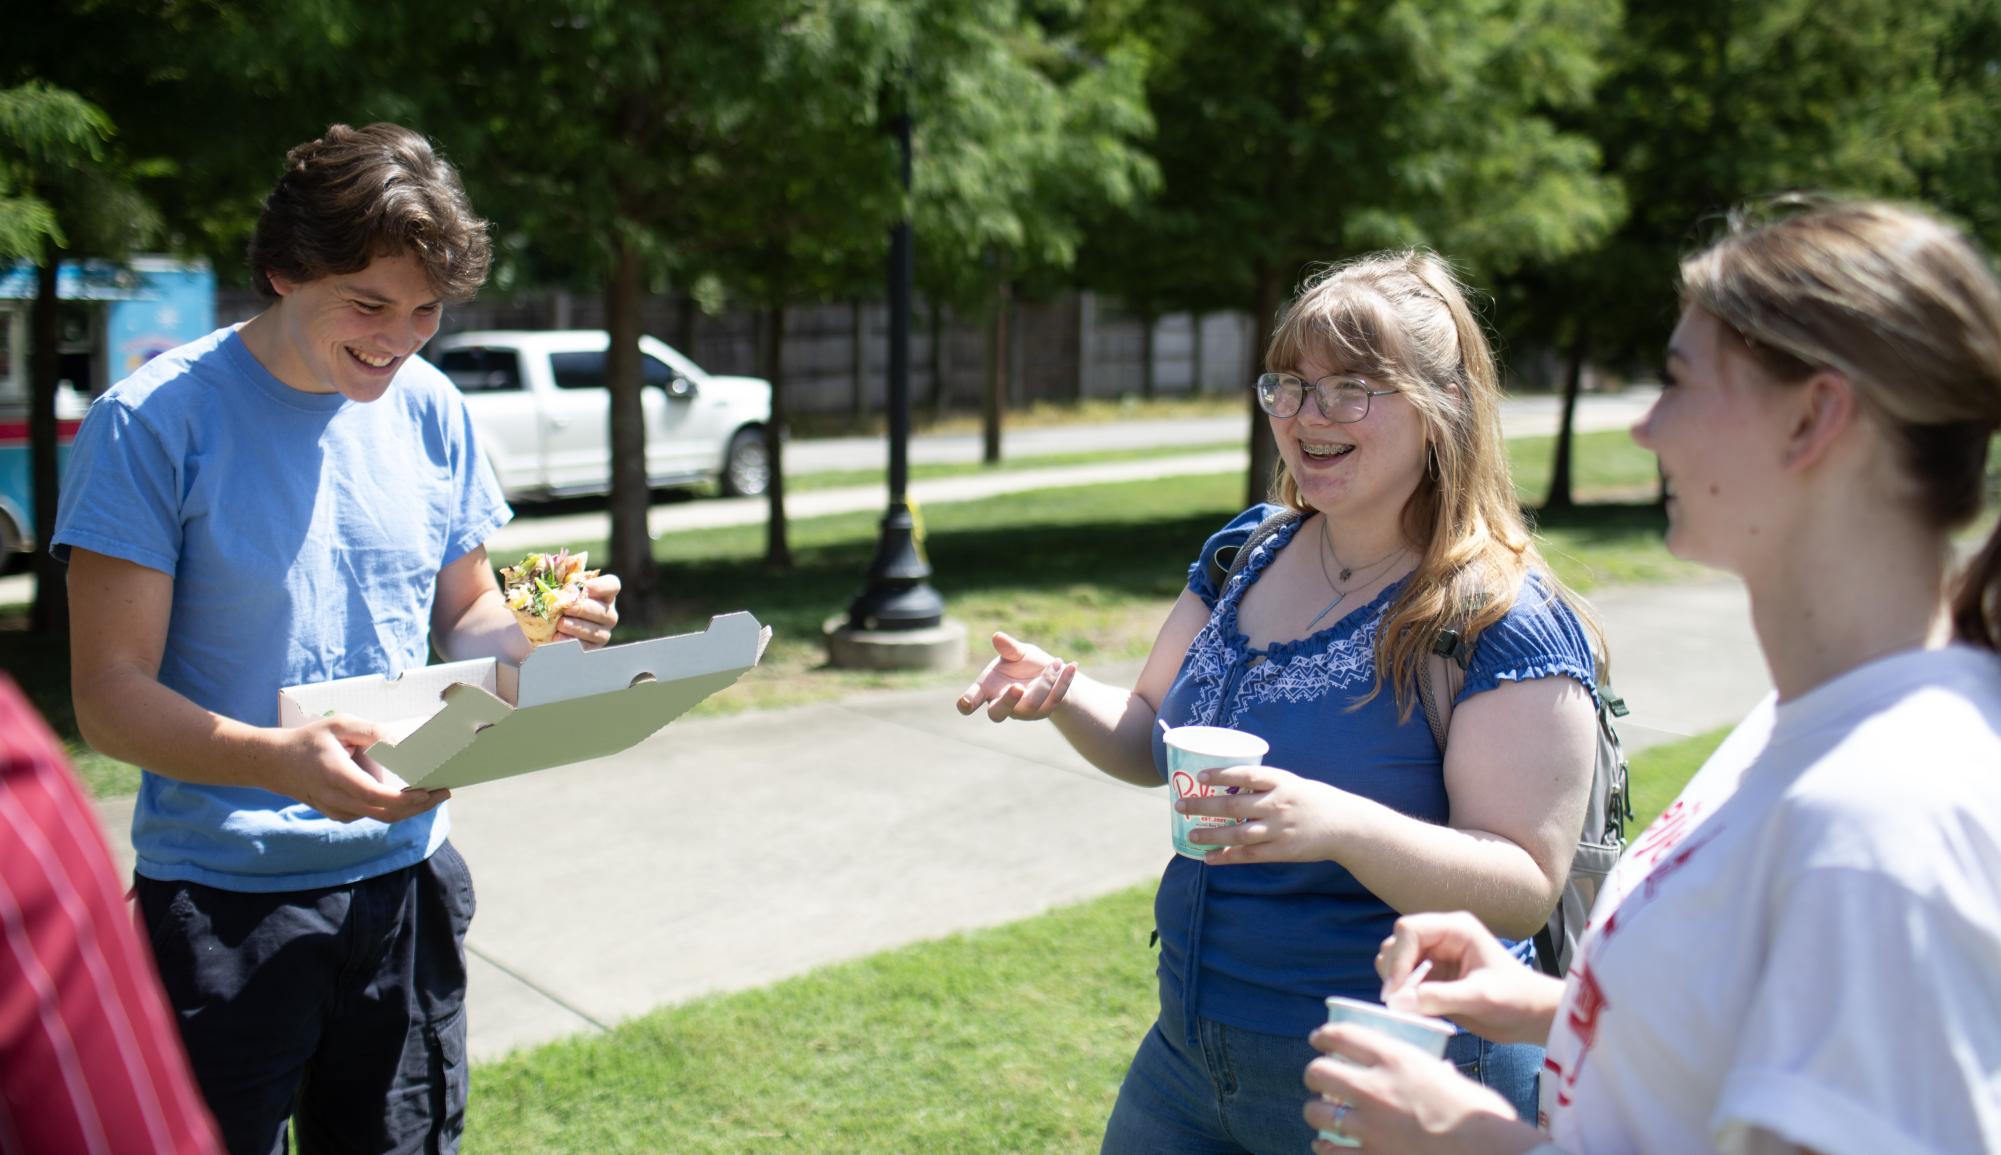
[1315,995,1456,1146]
[1162,725,1268,859]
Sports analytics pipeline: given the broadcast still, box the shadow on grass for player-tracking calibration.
[603,500,1679,650]
[0,625,133,795]
[0,627,78,744]
[1528,499,1670,542]
[641,511,1222,644]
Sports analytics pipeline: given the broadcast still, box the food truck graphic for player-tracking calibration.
[0,257,213,553]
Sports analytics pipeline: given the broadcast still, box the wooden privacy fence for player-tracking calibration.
[217,288,1261,419]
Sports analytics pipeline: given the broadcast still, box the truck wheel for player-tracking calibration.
[721,427,771,497]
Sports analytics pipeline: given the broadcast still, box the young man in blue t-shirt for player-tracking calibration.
[55,122,621,1155]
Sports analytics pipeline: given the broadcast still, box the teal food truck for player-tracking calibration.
[0,256,214,554]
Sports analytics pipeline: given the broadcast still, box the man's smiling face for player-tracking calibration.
[263,252,443,402]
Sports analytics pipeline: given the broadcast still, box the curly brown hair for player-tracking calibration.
[248,122,491,302]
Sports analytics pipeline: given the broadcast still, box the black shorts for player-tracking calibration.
[136,841,476,1155]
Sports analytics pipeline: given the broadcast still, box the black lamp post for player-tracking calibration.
[844,81,945,633]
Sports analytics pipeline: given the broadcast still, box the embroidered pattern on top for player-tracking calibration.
[1182,521,1384,729]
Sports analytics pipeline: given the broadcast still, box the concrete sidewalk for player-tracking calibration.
[92,571,1767,1063]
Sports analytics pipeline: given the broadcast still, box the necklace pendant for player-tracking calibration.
[1338,568,1353,582]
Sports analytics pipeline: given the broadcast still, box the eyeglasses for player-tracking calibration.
[1254,373,1398,422]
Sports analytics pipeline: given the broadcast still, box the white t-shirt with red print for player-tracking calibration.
[1540,645,2001,1155]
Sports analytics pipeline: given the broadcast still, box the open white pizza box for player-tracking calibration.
[277,612,770,791]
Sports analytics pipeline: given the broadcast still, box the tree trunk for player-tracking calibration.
[1075,293,1092,403]
[29,241,66,639]
[674,289,697,358]
[1246,265,1283,508]
[983,259,1011,466]
[1544,328,1587,512]
[1190,312,1206,395]
[850,299,867,426]
[1139,311,1158,400]
[605,233,658,622]
[762,304,791,569]
[928,298,947,422]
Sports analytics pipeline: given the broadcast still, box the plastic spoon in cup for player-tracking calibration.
[1383,958,1433,1012]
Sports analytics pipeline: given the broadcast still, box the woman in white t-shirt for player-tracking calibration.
[1300,198,2001,1155]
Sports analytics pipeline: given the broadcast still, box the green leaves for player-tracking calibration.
[1080,0,1624,318]
[0,82,113,166]
[0,82,112,259]
[0,81,158,263]
[906,1,1158,310]
[1492,0,1999,369]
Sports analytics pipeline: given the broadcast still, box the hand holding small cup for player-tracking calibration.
[1177,763,1353,864]
[1160,726,1268,858]
[1372,912,1562,1046]
[1303,1005,1528,1154]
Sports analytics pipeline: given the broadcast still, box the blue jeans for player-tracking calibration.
[1101,986,1540,1155]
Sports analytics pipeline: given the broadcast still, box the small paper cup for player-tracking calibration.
[1316,996,1455,1146]
[1161,725,1268,860]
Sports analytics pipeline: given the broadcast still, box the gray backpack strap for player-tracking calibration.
[1417,628,1468,750]
[1206,507,1301,595]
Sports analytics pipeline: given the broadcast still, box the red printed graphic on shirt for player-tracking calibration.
[1545,797,1725,1127]
[1543,959,1610,1111]
[1631,798,1700,867]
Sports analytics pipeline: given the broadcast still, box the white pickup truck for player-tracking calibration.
[428,329,774,500]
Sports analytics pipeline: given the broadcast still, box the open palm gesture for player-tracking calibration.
[956,631,1078,722]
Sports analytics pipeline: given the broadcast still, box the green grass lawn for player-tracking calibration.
[575,465,1693,721]
[618,427,1691,715]
[1626,727,1731,833]
[462,724,1733,1154]
[1507,429,1664,503]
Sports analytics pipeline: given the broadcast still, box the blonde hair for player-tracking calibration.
[1680,198,2001,649]
[1266,250,1602,716]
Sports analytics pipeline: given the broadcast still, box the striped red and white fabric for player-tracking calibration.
[0,676,220,1154]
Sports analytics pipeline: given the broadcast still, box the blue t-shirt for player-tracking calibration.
[1149,504,1598,1041]
[52,326,511,891]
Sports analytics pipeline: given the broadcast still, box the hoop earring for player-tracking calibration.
[1426,444,1438,481]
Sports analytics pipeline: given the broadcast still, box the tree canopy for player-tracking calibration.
[1082,0,1626,498]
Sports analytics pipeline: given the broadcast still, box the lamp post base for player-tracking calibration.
[822,616,967,672]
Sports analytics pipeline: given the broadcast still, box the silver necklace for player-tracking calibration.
[1304,519,1404,633]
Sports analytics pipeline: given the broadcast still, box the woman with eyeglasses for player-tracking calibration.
[958,251,1605,1154]
[1300,201,2001,1155]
